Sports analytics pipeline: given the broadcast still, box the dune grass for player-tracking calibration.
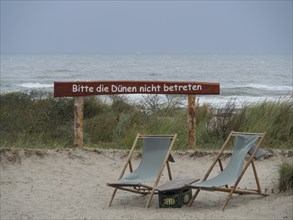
[0,91,292,149]
[278,161,293,192]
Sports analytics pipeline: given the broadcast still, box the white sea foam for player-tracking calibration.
[222,84,292,91]
[17,83,53,88]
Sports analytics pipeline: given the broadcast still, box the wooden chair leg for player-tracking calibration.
[108,188,118,207]
[166,161,172,180]
[145,188,156,208]
[251,160,262,193]
[188,188,201,207]
[221,189,234,211]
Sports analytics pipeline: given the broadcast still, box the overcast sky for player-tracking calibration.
[1,1,292,54]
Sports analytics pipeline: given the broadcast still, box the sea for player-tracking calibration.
[1,53,292,108]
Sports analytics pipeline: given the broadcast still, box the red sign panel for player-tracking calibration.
[54,80,220,97]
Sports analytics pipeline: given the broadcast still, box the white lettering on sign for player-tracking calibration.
[139,84,161,92]
[72,84,94,93]
[96,84,109,93]
[70,82,205,94]
[111,85,137,93]
[163,84,202,92]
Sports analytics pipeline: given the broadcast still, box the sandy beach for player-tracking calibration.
[0,148,292,220]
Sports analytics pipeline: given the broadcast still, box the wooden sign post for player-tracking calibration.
[54,80,220,148]
[188,95,196,148]
[73,96,84,146]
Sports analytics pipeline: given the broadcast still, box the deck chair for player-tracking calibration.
[107,133,177,208]
[188,131,269,211]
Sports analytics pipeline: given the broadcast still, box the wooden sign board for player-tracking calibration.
[54,81,220,97]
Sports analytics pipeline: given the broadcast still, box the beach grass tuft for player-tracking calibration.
[278,161,293,192]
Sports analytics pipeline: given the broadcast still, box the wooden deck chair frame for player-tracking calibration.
[188,131,269,211]
[107,133,177,208]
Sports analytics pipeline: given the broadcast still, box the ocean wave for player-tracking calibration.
[222,84,292,91]
[247,84,292,91]
[17,83,53,89]
[54,69,73,73]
